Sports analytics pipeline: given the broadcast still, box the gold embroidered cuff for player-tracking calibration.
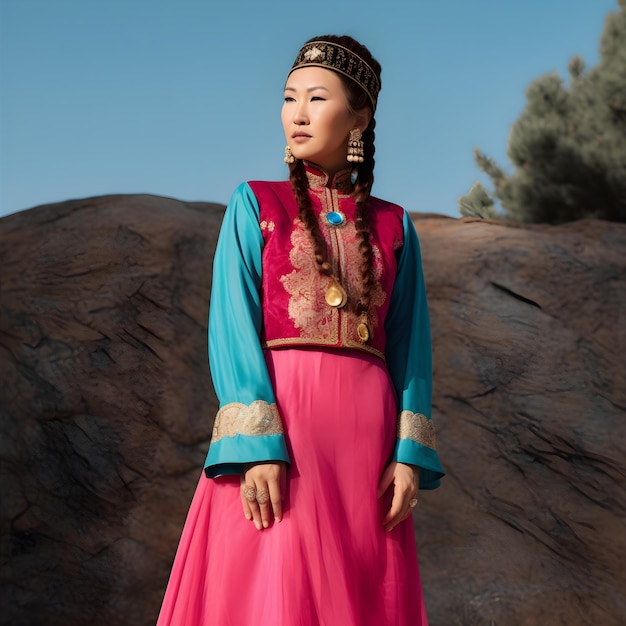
[397,411,437,450]
[211,401,284,443]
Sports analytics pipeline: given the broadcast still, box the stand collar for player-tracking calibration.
[304,162,353,194]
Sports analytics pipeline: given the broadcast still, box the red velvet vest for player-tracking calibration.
[249,166,405,361]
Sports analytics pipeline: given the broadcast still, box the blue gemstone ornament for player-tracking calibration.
[326,211,345,226]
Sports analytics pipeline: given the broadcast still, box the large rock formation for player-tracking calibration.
[0,195,222,626]
[1,195,624,625]
[413,216,626,625]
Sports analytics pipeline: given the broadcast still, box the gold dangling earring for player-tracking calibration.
[284,145,295,164]
[347,129,365,163]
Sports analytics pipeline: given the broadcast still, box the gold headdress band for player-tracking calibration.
[289,41,380,111]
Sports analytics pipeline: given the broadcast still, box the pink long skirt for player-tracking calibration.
[157,348,428,625]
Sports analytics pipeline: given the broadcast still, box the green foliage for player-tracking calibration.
[462,1,626,223]
[457,181,498,219]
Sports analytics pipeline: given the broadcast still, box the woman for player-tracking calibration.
[157,35,445,626]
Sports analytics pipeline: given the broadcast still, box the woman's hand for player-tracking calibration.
[377,462,419,532]
[240,462,285,530]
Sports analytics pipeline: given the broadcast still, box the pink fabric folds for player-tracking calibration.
[157,347,428,626]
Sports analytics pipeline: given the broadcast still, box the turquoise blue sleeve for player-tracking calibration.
[384,211,445,490]
[204,182,290,478]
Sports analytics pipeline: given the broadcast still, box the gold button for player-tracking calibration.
[357,322,370,342]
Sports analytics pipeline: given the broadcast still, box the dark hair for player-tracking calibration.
[287,35,382,317]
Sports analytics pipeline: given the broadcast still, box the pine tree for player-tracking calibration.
[458,181,497,219]
[460,0,626,223]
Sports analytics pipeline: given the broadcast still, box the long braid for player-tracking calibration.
[289,160,334,278]
[353,118,377,315]
[289,124,377,317]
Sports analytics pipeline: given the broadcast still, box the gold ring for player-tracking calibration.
[409,498,418,508]
[243,485,257,502]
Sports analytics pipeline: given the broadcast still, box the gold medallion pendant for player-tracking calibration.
[325,277,348,308]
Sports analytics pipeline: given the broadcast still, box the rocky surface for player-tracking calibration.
[1,195,625,625]
[0,195,222,626]
[414,215,626,626]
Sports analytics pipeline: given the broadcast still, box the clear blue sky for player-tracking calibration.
[0,0,618,219]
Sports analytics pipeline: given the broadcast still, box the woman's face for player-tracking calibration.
[282,66,369,176]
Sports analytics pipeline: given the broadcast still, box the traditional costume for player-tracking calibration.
[157,38,444,626]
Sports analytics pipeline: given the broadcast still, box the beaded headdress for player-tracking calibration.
[289,40,380,111]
